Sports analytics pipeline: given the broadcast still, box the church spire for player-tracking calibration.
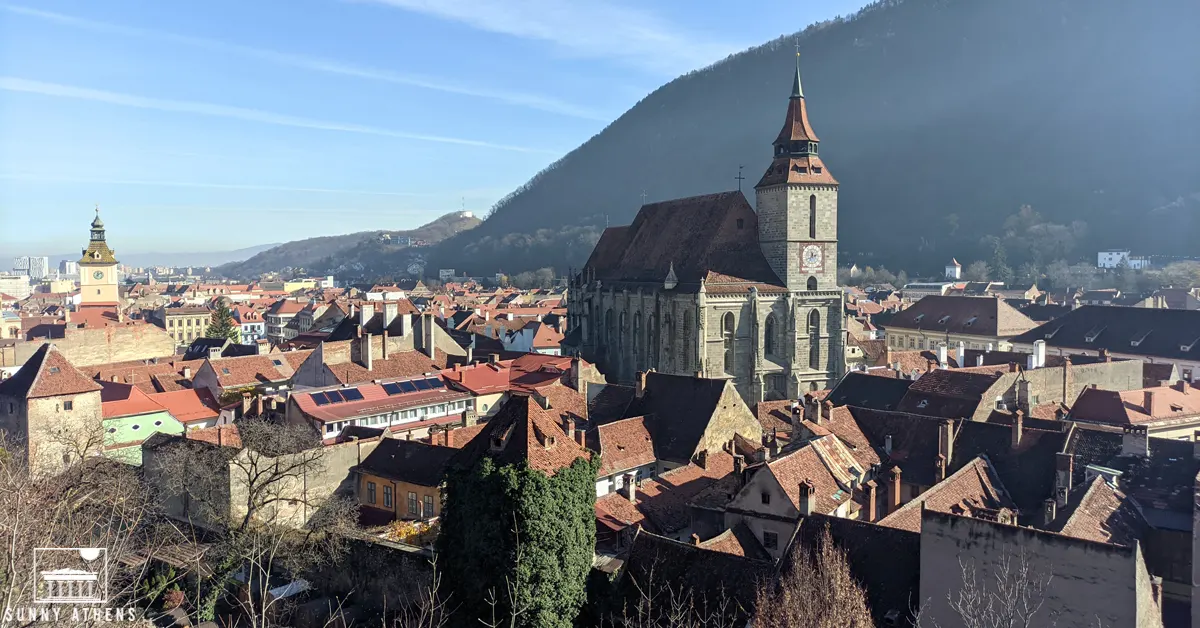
[791,47,804,99]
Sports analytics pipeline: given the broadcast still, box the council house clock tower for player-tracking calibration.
[78,208,121,307]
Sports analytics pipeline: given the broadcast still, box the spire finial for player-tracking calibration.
[791,37,804,99]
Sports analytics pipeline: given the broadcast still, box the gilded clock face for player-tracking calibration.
[802,245,822,270]
[93,270,104,280]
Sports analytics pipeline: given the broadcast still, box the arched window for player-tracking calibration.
[647,314,657,369]
[808,309,821,370]
[633,312,643,369]
[723,313,736,372]
[809,195,817,239]
[681,311,693,371]
[764,314,777,357]
[662,314,673,371]
[807,276,818,291]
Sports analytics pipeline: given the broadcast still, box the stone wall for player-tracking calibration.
[920,510,1161,628]
[698,382,763,456]
[7,324,175,368]
[26,390,104,477]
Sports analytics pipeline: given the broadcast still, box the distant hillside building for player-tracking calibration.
[566,59,845,401]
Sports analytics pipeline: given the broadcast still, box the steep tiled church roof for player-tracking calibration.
[584,192,783,292]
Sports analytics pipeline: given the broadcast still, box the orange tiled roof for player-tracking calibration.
[149,388,220,424]
[0,343,101,400]
[596,416,655,477]
[878,456,1015,532]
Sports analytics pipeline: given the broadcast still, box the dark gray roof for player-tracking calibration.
[826,372,913,411]
[359,438,456,487]
[625,373,730,463]
[1010,306,1200,362]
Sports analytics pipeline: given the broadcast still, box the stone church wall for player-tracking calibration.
[10,324,176,368]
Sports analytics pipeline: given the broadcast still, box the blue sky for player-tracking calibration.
[0,0,866,256]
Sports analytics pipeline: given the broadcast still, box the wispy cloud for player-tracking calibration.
[0,173,430,197]
[1,4,609,121]
[0,77,560,154]
[351,0,741,75]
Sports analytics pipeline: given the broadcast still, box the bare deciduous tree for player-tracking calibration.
[753,528,875,628]
[914,548,1058,628]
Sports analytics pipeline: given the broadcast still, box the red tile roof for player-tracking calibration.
[100,381,164,418]
[595,452,736,535]
[149,388,220,424]
[1071,382,1200,425]
[596,416,655,477]
[208,351,310,388]
[0,343,101,400]
[878,456,1015,533]
[324,350,448,385]
[187,424,241,448]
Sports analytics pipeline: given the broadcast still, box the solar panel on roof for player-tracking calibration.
[343,388,364,401]
[414,379,432,391]
[382,382,403,396]
[399,381,418,393]
[326,390,344,403]
[310,392,329,406]
[427,378,445,389]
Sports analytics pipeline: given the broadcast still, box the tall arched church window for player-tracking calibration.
[723,313,736,373]
[808,309,821,370]
[605,309,614,346]
[633,312,643,369]
[662,314,673,371]
[809,195,817,239]
[764,314,777,357]
[682,311,693,371]
[647,314,657,369]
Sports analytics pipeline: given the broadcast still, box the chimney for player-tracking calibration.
[937,343,948,369]
[1055,452,1073,507]
[1033,339,1047,369]
[562,417,575,441]
[890,467,903,513]
[635,371,648,399]
[1043,498,1057,526]
[865,480,878,522]
[575,426,586,448]
[691,534,701,546]
[820,400,832,422]
[400,313,413,337]
[804,395,819,422]
[241,392,251,417]
[625,473,637,503]
[733,454,745,478]
[382,329,389,360]
[1179,380,1191,395]
[976,354,984,367]
[936,454,947,482]
[217,426,224,447]
[445,428,455,448]
[696,450,708,469]
[383,301,399,329]
[423,313,436,360]
[1122,425,1149,457]
[534,394,552,410]
[569,357,584,393]
[1144,390,1158,417]
[1017,379,1032,413]
[182,366,193,379]
[884,434,893,456]
[790,402,802,430]
[1062,357,1074,406]
[956,341,966,366]
[111,375,119,382]
[798,480,816,516]
[362,333,374,371]
[359,303,375,327]
[1012,410,1024,449]
[938,420,954,466]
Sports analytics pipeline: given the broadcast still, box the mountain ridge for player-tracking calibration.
[422,0,1200,277]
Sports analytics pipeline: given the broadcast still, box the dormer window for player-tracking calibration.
[1084,326,1106,343]
[964,316,978,328]
[913,314,925,324]
[937,316,951,325]
[490,436,504,451]
[917,399,929,409]
[1130,330,1152,347]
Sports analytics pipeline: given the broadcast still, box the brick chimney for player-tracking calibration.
[445,428,455,448]
[562,417,575,441]
[938,419,955,466]
[635,371,648,398]
[798,479,816,516]
[865,480,878,522]
[890,467,903,513]
[1012,410,1024,449]
[821,400,832,422]
[1055,452,1074,507]
[575,426,586,448]
[241,392,251,417]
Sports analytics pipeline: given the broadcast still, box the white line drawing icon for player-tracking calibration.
[33,547,108,604]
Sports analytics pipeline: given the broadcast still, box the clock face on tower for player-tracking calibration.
[801,245,823,272]
[93,270,104,280]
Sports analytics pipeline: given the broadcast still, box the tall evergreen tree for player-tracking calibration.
[205,303,240,342]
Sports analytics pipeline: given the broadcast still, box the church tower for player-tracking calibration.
[78,208,121,307]
[755,55,838,292]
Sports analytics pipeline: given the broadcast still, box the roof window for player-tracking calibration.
[221,368,231,375]
[964,316,978,327]
[913,314,925,324]
[1084,326,1106,343]
[917,399,929,409]
[49,367,60,374]
[937,315,951,325]
[1130,330,1152,348]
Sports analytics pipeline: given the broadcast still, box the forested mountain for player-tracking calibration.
[217,212,481,279]
[425,0,1200,277]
